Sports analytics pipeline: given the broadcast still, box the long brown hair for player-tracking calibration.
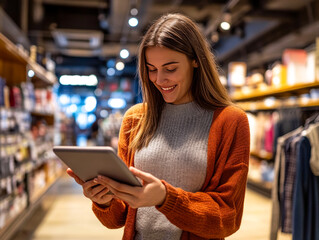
[129,13,232,152]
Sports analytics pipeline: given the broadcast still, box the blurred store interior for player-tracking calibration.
[0,0,318,239]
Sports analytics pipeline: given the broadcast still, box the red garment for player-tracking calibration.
[92,104,250,240]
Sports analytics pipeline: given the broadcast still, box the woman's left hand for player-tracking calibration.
[94,167,166,209]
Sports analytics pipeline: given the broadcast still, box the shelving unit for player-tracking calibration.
[232,81,319,102]
[232,80,319,197]
[0,32,62,240]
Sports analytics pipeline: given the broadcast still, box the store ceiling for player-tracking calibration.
[1,0,318,77]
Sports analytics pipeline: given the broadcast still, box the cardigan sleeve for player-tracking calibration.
[91,104,142,229]
[156,106,250,239]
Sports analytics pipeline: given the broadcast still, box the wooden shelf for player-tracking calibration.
[0,33,57,86]
[238,98,319,111]
[31,111,55,125]
[0,33,28,64]
[28,61,57,86]
[250,151,273,161]
[232,81,319,101]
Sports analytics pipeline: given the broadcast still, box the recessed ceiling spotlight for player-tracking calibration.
[128,17,138,27]
[130,8,138,16]
[220,21,231,31]
[120,49,129,59]
[220,11,231,31]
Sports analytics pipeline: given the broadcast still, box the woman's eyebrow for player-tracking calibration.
[146,61,179,67]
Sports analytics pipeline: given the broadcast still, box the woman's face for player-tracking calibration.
[145,46,197,105]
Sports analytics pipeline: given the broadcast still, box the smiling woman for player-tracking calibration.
[145,46,197,105]
[67,13,250,240]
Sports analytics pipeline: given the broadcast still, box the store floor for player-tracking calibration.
[11,173,292,240]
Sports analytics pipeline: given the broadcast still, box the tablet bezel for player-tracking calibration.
[53,146,142,187]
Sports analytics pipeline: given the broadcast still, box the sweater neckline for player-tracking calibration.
[162,101,207,118]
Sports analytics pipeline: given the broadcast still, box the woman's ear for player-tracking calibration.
[192,60,198,68]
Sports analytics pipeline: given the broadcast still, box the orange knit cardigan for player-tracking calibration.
[92,104,250,240]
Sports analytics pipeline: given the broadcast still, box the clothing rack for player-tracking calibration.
[270,112,319,240]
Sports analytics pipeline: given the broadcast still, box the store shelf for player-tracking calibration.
[250,151,273,161]
[0,33,57,86]
[0,31,59,240]
[232,81,319,101]
[247,178,272,198]
[238,98,319,111]
[28,61,57,87]
[31,111,55,125]
[0,172,62,240]
[0,33,28,64]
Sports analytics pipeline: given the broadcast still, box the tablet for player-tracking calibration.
[53,146,142,187]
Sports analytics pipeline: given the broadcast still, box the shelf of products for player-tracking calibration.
[0,33,62,240]
[237,94,319,112]
[232,81,319,101]
[229,44,319,197]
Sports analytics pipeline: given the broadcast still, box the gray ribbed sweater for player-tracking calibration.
[134,102,214,240]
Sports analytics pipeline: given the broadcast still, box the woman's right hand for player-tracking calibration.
[66,168,114,207]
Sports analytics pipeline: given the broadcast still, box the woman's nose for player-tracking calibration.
[155,71,166,85]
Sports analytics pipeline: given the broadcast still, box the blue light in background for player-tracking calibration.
[84,96,97,112]
[59,94,70,105]
[107,98,126,109]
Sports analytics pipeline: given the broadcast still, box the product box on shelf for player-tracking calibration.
[21,82,36,112]
[271,63,287,87]
[0,77,5,106]
[306,51,316,83]
[228,62,247,87]
[0,77,10,108]
[282,49,308,85]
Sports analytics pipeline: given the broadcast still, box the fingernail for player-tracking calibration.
[94,178,98,183]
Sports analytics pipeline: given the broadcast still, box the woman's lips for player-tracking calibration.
[161,85,177,91]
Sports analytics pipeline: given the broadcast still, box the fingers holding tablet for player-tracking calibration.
[66,167,113,205]
[66,168,84,185]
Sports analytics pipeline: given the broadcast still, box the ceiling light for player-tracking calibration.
[128,17,138,27]
[220,11,232,31]
[59,74,98,86]
[220,21,231,31]
[120,49,129,59]
[116,61,125,71]
[130,8,138,16]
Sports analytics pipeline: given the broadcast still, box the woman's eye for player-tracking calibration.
[166,68,177,72]
[148,69,157,73]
